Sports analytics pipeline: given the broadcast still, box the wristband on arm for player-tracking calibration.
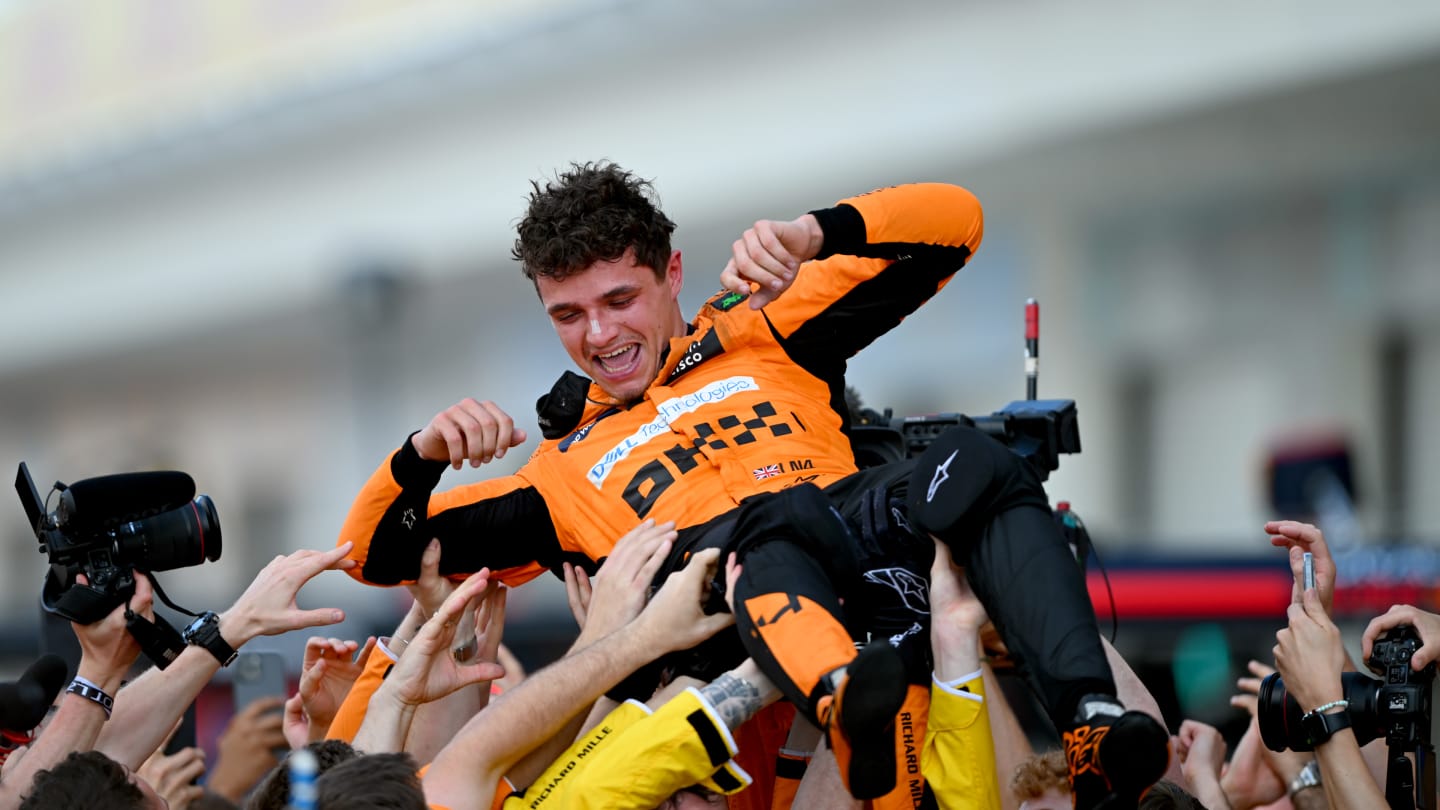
[67,676,115,719]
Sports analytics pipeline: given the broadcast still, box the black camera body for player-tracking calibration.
[1259,624,1434,753]
[1367,625,1434,751]
[14,463,222,625]
[850,399,1081,480]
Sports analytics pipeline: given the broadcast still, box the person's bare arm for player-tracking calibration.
[1228,659,1318,810]
[352,571,502,754]
[1269,520,1356,672]
[402,641,489,764]
[321,607,420,744]
[0,576,151,807]
[206,697,288,803]
[1175,720,1234,810]
[933,548,1028,810]
[403,584,509,764]
[400,540,497,765]
[350,690,415,756]
[502,519,676,789]
[284,635,375,748]
[94,544,354,769]
[0,696,112,810]
[979,664,1027,810]
[1312,729,1380,810]
[791,743,862,810]
[93,648,222,771]
[697,659,780,731]
[137,744,206,810]
[924,539,1003,810]
[1100,636,1185,786]
[422,548,732,810]
[1275,590,1385,810]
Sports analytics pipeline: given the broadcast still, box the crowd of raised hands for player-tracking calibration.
[1059,520,1438,810]
[4,513,1438,810]
[0,545,360,809]
[958,518,1437,810]
[0,519,786,810]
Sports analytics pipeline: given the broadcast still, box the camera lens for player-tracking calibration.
[1259,670,1387,752]
[115,495,222,571]
[1257,672,1307,752]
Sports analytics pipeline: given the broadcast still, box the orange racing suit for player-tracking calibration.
[338,182,983,589]
[338,182,981,808]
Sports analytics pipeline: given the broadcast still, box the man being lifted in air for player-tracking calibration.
[338,162,1169,808]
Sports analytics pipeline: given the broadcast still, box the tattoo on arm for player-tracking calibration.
[700,673,763,731]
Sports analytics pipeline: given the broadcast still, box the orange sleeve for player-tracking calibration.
[325,642,395,742]
[841,182,983,254]
[760,182,984,356]
[337,439,561,588]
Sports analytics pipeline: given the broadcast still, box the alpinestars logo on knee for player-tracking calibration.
[925,450,957,502]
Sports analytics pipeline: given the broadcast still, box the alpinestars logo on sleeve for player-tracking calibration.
[401,508,417,530]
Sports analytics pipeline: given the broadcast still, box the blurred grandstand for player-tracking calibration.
[2,0,1440,749]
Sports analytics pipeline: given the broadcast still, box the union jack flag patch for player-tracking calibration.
[752,464,782,480]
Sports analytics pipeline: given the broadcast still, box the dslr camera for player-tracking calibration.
[1259,624,1433,753]
[14,462,222,625]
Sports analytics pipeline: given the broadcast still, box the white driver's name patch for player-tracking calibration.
[587,376,758,488]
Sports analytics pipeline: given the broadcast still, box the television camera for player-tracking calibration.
[15,462,223,668]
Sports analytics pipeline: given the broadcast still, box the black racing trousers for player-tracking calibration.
[641,423,1115,733]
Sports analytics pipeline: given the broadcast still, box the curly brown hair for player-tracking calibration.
[1010,749,1070,801]
[512,161,676,284]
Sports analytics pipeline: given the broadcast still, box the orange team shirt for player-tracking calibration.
[338,182,983,588]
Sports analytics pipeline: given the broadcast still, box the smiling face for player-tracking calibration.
[537,248,686,404]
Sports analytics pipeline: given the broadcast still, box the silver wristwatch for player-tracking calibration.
[1288,759,1322,797]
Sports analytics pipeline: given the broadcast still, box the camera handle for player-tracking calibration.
[123,572,207,671]
[1386,741,1436,810]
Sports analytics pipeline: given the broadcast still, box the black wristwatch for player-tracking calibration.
[183,611,238,666]
[1300,703,1351,747]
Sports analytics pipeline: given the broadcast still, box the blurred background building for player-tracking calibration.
[2,0,1440,738]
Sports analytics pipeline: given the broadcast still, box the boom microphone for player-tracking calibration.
[57,471,196,532]
[0,654,68,733]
